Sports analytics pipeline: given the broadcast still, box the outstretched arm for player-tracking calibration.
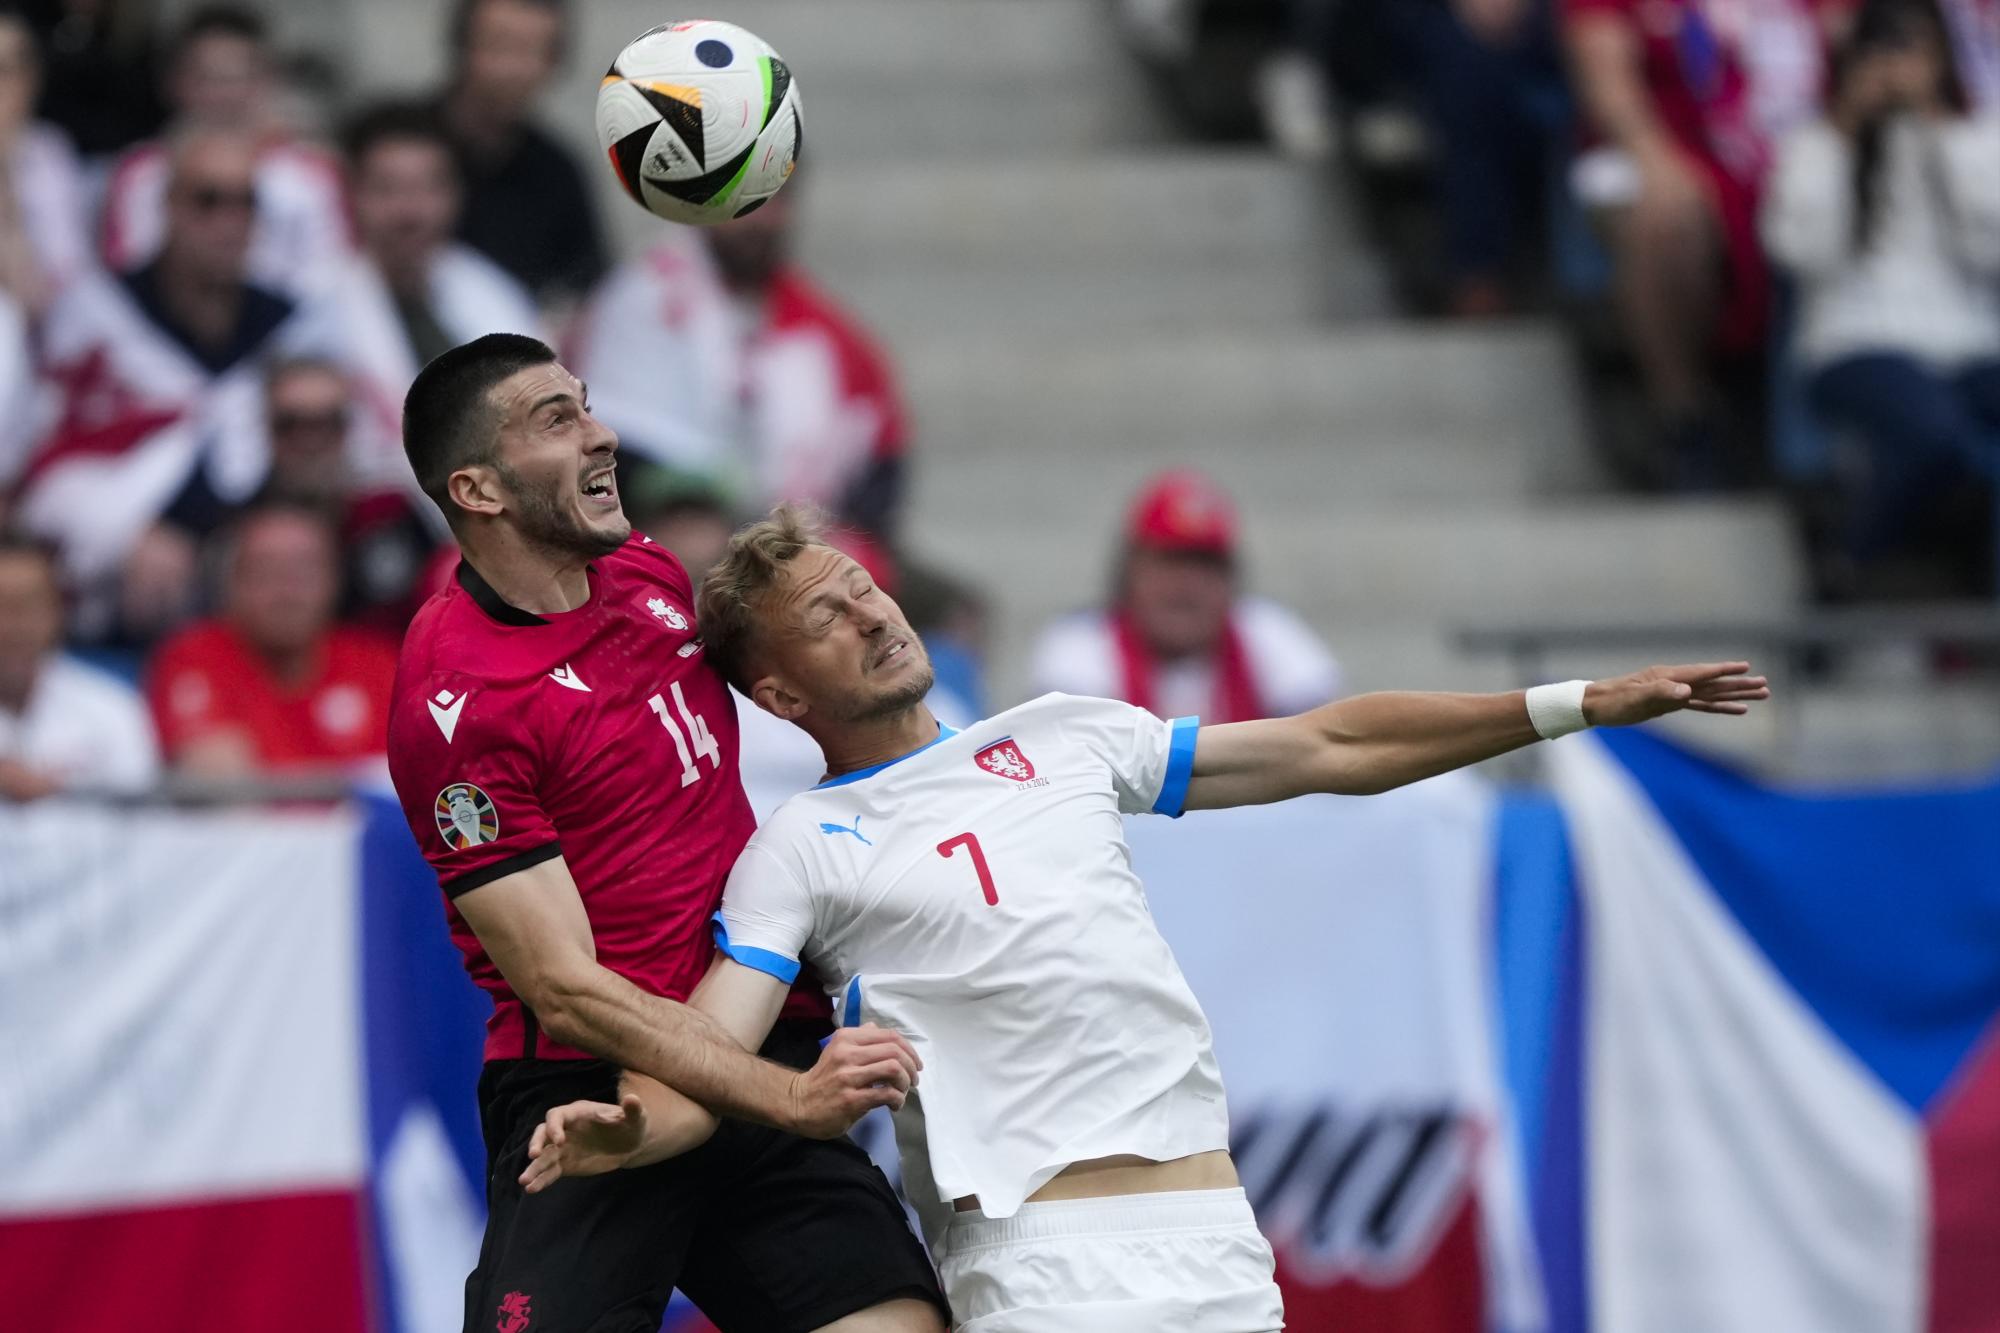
[1185,662,1768,810]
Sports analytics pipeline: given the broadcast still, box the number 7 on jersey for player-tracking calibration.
[937,832,999,906]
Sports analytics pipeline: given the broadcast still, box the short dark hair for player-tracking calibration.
[402,333,558,521]
[341,100,454,173]
[448,0,569,63]
[169,5,266,64]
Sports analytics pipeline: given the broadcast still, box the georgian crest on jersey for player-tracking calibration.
[435,783,499,849]
[646,596,689,630]
[974,737,1036,783]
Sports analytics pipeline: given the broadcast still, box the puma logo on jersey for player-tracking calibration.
[818,816,872,846]
[548,664,591,692]
[427,688,467,742]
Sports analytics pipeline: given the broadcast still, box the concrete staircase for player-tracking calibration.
[324,0,1857,752]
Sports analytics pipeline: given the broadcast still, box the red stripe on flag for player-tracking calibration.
[1927,1021,2000,1333]
[0,1189,369,1333]
[1270,1190,1487,1333]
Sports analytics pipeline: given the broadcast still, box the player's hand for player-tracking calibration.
[1584,662,1770,727]
[518,1093,651,1194]
[787,1023,922,1138]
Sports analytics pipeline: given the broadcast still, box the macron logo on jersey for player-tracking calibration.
[427,688,467,742]
[548,664,591,693]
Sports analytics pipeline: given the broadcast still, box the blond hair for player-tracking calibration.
[697,503,830,693]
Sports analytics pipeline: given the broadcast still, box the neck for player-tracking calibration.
[463,527,594,614]
[0,661,37,714]
[443,83,519,153]
[156,261,241,348]
[378,252,432,303]
[816,701,941,779]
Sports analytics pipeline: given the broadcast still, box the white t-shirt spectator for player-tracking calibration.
[0,656,159,794]
[1763,115,2000,372]
[1029,598,1342,723]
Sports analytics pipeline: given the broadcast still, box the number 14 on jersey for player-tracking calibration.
[648,682,720,787]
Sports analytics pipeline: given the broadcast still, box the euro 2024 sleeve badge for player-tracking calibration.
[436,783,499,849]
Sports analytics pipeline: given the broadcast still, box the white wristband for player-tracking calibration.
[1526,680,1592,741]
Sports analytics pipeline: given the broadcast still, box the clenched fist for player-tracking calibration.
[786,1023,923,1139]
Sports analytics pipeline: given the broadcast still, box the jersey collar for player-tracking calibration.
[817,723,961,789]
[456,560,550,628]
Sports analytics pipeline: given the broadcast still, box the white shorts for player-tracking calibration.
[937,1187,1285,1332]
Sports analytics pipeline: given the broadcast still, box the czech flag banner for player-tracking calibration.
[1538,731,2000,1333]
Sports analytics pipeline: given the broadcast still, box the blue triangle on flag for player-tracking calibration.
[1598,729,2000,1115]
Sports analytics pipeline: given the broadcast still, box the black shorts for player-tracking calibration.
[464,1020,945,1333]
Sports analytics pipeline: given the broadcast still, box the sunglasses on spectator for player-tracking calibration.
[182,184,258,213]
[272,410,349,435]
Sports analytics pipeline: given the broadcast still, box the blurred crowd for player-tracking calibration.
[1123,0,2000,602]
[0,0,1345,802]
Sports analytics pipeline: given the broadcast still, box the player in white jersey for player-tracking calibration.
[516,508,1770,1332]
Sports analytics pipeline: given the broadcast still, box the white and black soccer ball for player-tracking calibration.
[596,19,803,226]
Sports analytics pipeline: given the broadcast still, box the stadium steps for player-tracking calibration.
[795,152,1393,335]
[907,495,1807,700]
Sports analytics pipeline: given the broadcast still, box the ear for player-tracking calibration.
[446,465,506,522]
[750,674,807,723]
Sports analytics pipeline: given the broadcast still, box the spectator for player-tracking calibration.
[0,11,92,316]
[28,0,166,159]
[1764,0,2000,592]
[630,466,738,585]
[570,179,911,540]
[0,531,158,799]
[434,0,606,307]
[1030,471,1342,724]
[99,6,349,300]
[17,127,331,625]
[323,101,540,487]
[1403,0,1571,316]
[260,358,448,631]
[1564,0,1841,481]
[147,503,397,777]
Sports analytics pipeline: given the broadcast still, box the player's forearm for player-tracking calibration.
[1307,690,1541,795]
[534,967,804,1130]
[618,1072,721,1166]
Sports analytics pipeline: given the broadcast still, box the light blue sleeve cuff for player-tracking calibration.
[711,911,802,984]
[1152,716,1200,818]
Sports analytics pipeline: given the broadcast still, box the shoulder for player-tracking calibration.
[151,620,236,673]
[21,123,82,175]
[437,243,540,321]
[603,534,695,599]
[329,626,402,674]
[44,655,148,717]
[104,140,168,195]
[1236,597,1340,704]
[769,270,892,366]
[995,690,1142,737]
[1028,612,1119,695]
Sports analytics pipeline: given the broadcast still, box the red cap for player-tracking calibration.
[1126,470,1237,558]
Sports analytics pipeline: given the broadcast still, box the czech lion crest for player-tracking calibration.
[975,738,1036,783]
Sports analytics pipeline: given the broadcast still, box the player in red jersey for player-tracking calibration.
[386,334,946,1333]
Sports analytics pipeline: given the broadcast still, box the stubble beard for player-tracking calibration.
[498,460,629,562]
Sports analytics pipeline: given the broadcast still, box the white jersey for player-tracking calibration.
[717,693,1231,1247]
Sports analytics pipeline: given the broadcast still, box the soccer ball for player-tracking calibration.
[596,19,803,226]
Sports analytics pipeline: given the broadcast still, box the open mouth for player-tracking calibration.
[580,469,617,507]
[873,637,909,671]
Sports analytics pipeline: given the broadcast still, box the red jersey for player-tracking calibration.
[148,620,399,768]
[387,535,824,1063]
